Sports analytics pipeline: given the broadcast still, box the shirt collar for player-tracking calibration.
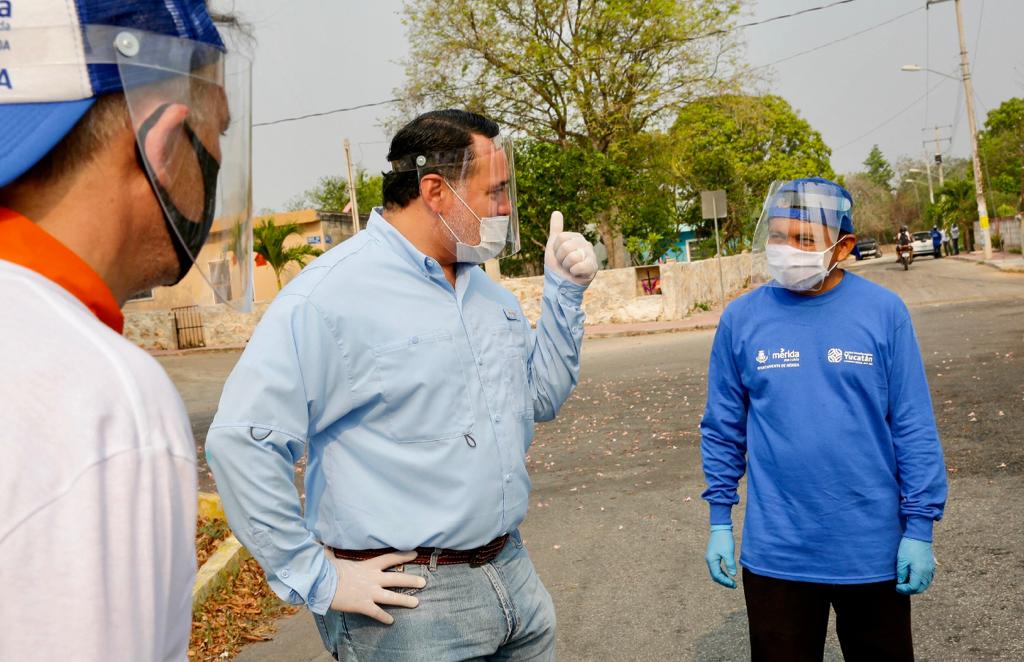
[0,208,124,333]
[366,208,443,275]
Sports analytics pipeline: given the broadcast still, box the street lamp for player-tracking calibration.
[902,0,993,258]
[899,64,958,80]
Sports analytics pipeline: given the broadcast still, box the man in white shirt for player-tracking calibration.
[0,2,252,660]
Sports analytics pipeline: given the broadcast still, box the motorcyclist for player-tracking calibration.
[896,226,913,267]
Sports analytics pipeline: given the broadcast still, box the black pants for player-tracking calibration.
[743,569,913,662]
[952,237,960,254]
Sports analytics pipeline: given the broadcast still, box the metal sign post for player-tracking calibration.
[700,190,728,309]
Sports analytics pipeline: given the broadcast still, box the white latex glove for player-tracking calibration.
[545,211,598,287]
[328,550,425,624]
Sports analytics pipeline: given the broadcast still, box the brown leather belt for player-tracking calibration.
[328,534,509,568]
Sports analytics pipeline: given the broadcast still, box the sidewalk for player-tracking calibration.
[584,309,722,339]
[952,250,1024,273]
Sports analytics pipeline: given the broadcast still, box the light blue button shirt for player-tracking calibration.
[206,211,586,614]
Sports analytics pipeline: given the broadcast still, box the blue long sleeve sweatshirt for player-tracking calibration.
[700,272,948,584]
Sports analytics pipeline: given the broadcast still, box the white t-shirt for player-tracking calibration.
[0,260,197,661]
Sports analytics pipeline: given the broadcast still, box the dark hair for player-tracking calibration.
[383,109,500,210]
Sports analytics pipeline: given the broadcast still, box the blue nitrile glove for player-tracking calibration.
[705,525,738,589]
[895,537,935,595]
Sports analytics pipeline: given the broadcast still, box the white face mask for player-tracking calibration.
[438,182,509,264]
[765,241,840,292]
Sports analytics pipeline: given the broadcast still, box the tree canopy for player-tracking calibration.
[288,168,384,214]
[862,144,895,190]
[396,0,746,266]
[669,94,835,250]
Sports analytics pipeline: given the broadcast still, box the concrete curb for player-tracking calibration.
[193,492,252,613]
[149,344,248,358]
[192,535,251,613]
[585,321,720,339]
[198,491,225,520]
[951,255,1024,273]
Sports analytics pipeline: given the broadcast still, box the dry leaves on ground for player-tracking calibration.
[188,557,299,661]
[195,516,231,567]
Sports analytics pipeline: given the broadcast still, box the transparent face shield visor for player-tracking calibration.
[751,180,851,293]
[402,135,521,264]
[65,25,253,310]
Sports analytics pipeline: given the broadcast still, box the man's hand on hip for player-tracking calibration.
[328,550,426,624]
[545,211,598,287]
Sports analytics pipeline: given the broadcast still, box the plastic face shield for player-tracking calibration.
[12,24,254,310]
[395,134,521,262]
[751,180,853,292]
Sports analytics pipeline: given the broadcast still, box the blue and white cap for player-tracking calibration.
[0,0,226,187]
[0,0,255,312]
[765,177,854,235]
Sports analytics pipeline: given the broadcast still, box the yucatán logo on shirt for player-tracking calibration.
[755,347,801,371]
[827,347,874,366]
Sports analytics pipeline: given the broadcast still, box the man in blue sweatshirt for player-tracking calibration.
[700,178,948,661]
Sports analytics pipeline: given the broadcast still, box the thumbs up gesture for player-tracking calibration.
[544,211,598,287]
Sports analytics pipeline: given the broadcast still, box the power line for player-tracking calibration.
[758,6,922,70]
[835,76,950,151]
[253,0,871,128]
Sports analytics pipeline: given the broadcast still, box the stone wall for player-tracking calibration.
[126,256,767,350]
[125,303,270,351]
[504,253,768,325]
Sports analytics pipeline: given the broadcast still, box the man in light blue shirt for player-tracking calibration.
[207,109,599,661]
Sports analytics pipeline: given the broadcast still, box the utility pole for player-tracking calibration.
[927,0,992,258]
[343,138,361,234]
[910,161,934,204]
[922,157,935,204]
[922,125,951,188]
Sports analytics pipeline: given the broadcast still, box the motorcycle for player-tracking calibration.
[897,245,914,271]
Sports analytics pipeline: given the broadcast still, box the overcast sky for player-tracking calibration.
[221,0,1024,212]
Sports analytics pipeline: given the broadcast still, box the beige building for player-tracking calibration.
[124,209,362,313]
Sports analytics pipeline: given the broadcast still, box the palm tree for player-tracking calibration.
[253,217,322,290]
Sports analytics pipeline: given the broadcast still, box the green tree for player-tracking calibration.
[396,0,746,267]
[510,136,680,274]
[668,94,835,248]
[844,173,897,239]
[288,169,384,213]
[979,97,1024,212]
[927,179,976,239]
[863,145,895,190]
[253,217,322,290]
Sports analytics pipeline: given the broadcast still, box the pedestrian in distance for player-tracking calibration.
[701,178,948,662]
[931,225,943,258]
[942,227,952,256]
[206,109,599,662]
[0,2,252,660]
[950,223,961,255]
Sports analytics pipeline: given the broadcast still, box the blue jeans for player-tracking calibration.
[313,530,556,661]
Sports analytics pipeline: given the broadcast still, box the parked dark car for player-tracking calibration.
[855,237,881,260]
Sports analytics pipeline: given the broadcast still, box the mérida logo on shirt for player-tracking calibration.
[827,347,874,366]
[755,347,801,371]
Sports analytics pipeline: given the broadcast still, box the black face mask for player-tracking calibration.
[135,103,221,284]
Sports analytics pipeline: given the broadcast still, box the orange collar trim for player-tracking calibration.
[0,208,124,334]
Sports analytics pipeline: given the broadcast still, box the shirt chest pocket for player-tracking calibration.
[372,330,474,443]
[484,322,531,418]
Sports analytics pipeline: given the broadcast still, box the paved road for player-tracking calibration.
[161,255,1024,661]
